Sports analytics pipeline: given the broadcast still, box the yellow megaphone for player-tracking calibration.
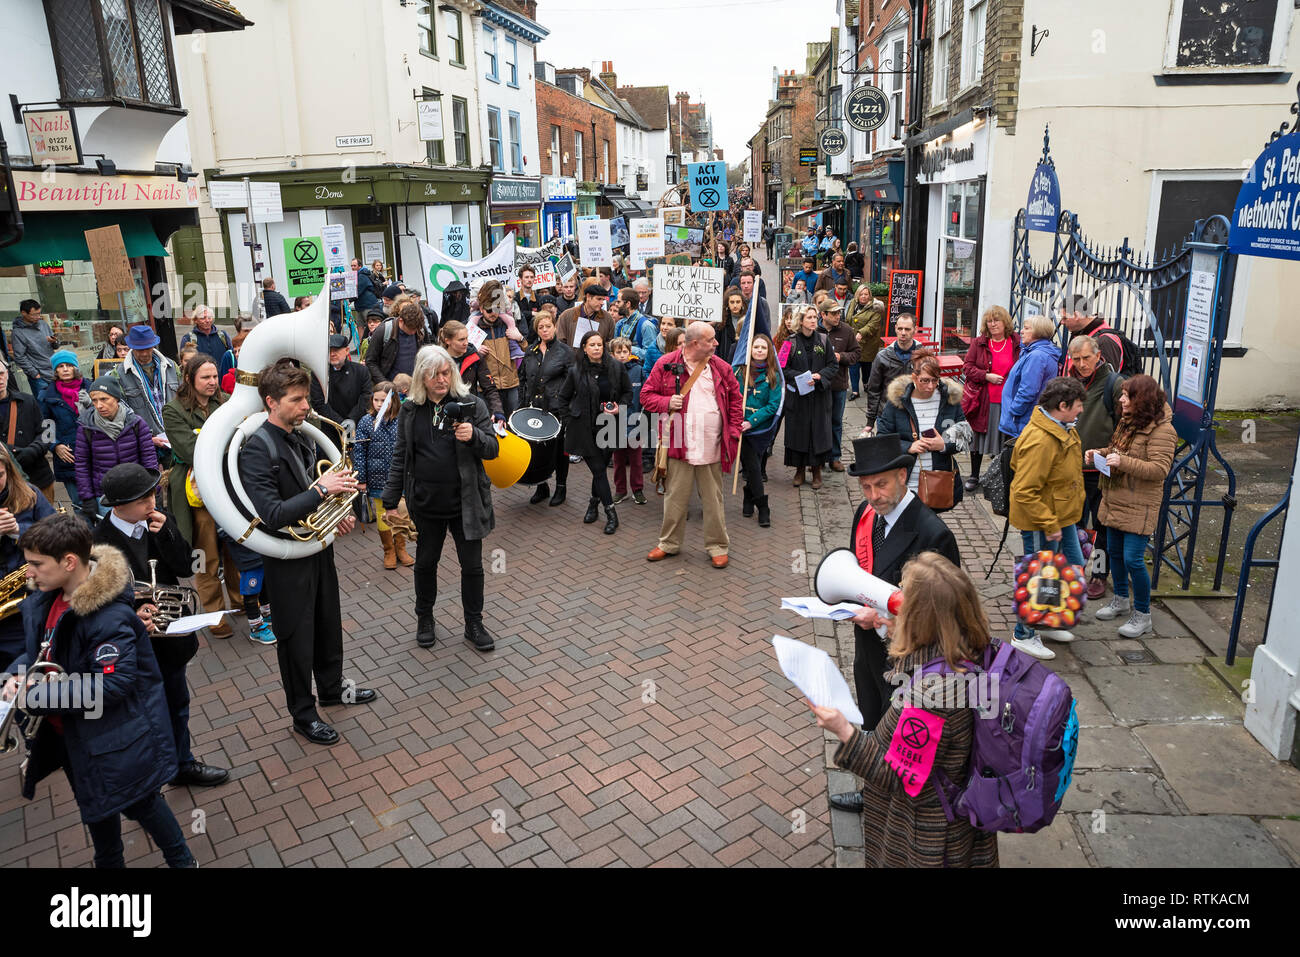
[482,422,532,488]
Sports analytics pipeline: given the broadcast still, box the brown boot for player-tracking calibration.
[393,529,416,567]
[380,529,397,571]
[811,466,823,489]
[793,467,806,487]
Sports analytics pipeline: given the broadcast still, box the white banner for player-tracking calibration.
[577,216,613,267]
[743,209,762,244]
[652,263,725,323]
[415,234,518,318]
[629,217,664,270]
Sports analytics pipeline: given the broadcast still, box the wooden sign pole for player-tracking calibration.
[731,283,761,495]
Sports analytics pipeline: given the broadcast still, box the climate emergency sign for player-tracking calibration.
[652,264,725,323]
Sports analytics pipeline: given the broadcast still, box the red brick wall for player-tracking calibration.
[534,80,620,183]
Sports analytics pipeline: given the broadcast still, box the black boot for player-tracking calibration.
[603,506,618,534]
[416,612,436,648]
[464,620,495,652]
[756,495,771,528]
[583,497,600,523]
[549,484,567,507]
[742,487,754,518]
[529,482,549,505]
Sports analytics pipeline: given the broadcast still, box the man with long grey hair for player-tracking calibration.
[382,345,500,651]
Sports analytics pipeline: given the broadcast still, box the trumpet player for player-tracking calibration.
[93,463,229,787]
[5,514,195,867]
[239,360,376,746]
[0,446,56,671]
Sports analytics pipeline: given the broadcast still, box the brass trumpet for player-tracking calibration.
[0,564,31,620]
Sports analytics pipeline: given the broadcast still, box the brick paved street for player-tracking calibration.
[0,414,838,868]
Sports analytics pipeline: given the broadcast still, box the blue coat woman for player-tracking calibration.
[998,324,1062,441]
[16,544,179,824]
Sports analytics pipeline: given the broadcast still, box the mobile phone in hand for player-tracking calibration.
[921,427,939,438]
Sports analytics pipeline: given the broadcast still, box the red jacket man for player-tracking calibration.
[640,322,743,568]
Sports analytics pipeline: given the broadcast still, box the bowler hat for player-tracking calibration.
[124,324,160,350]
[100,464,161,507]
[847,433,915,477]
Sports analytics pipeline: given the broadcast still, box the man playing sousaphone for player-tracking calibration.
[237,360,377,746]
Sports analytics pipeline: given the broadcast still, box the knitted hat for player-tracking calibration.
[51,349,80,373]
[89,375,125,401]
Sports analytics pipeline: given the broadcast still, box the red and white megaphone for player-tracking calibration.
[814,548,903,617]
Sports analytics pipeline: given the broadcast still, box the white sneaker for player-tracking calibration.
[1093,595,1130,621]
[1038,629,1076,643]
[1117,610,1153,638]
[1011,634,1056,660]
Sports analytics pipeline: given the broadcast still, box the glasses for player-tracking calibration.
[915,376,938,385]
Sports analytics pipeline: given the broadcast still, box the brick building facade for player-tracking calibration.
[535,70,618,219]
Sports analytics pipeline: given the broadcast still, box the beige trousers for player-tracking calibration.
[658,457,729,557]
[192,506,241,636]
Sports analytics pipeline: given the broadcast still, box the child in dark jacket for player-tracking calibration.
[75,376,159,516]
[356,382,408,570]
[609,338,646,505]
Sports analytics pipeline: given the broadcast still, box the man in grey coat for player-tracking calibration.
[11,299,56,398]
[112,325,180,463]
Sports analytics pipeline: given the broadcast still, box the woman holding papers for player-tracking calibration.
[781,306,838,489]
[810,552,997,868]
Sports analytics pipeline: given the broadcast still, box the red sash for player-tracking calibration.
[853,504,878,574]
[460,352,480,376]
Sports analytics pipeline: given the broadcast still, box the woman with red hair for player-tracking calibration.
[1085,374,1176,638]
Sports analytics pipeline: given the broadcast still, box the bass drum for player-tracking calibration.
[510,407,561,486]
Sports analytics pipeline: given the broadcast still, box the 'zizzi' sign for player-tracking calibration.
[920,143,976,177]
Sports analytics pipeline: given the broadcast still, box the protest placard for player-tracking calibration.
[577,216,613,267]
[555,253,577,283]
[283,236,325,297]
[652,263,725,323]
[629,217,664,270]
[743,210,762,244]
[321,223,355,301]
[663,224,704,259]
[610,217,630,249]
[443,223,469,260]
[686,162,726,213]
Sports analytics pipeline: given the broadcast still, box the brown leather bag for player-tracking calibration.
[909,412,956,511]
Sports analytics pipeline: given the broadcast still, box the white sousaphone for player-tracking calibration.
[193,294,345,559]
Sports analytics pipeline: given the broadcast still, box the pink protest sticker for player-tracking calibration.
[884,707,945,797]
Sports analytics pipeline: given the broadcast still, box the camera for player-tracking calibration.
[435,399,477,431]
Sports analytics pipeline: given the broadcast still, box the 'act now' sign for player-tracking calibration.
[687,162,726,213]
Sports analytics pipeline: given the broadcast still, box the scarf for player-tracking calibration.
[55,378,82,412]
[94,402,129,440]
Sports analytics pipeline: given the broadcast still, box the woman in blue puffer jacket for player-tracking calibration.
[998,315,1062,442]
[356,381,407,570]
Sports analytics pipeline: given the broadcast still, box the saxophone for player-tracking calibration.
[0,564,31,620]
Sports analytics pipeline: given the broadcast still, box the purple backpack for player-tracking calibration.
[920,638,1078,833]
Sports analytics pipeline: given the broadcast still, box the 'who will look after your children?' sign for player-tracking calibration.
[652,264,725,323]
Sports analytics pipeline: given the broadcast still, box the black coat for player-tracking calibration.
[0,390,53,488]
[781,330,838,458]
[16,545,178,823]
[94,511,199,673]
[237,420,330,538]
[848,495,961,588]
[558,354,632,459]
[875,377,968,511]
[263,288,292,317]
[310,360,374,424]
[520,339,575,416]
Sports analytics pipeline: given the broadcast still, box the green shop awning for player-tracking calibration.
[0,212,169,267]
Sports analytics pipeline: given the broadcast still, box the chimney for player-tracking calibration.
[599,61,617,89]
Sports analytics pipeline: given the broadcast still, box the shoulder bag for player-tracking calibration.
[653,359,707,483]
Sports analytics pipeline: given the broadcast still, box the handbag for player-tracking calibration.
[653,358,707,483]
[909,411,956,511]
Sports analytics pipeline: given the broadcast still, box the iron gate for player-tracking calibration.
[1008,209,1238,591]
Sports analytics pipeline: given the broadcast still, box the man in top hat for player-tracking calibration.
[829,434,961,815]
[113,324,180,464]
[93,463,230,787]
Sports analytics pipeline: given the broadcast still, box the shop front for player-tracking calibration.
[542,176,577,242]
[851,158,905,284]
[209,165,489,308]
[917,119,990,353]
[0,169,200,356]
[488,176,543,247]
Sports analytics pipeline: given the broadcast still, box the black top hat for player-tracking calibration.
[848,434,915,477]
[100,463,162,507]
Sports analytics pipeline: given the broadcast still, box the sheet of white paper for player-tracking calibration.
[374,388,394,424]
[1092,450,1111,476]
[772,635,864,726]
[794,371,815,395]
[166,611,229,635]
[466,323,487,350]
[573,315,597,347]
[781,596,861,621]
